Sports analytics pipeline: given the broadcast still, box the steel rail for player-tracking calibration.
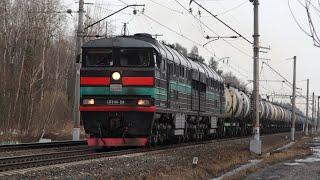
[0,140,87,152]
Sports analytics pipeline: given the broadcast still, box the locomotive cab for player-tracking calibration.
[80,37,159,147]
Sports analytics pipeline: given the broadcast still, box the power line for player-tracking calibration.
[262,61,309,100]
[173,0,252,57]
[175,0,220,56]
[116,0,216,57]
[262,61,293,88]
[189,0,253,44]
[215,0,248,16]
[141,13,215,57]
[147,0,185,14]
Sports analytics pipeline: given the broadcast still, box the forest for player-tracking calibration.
[0,0,239,142]
[0,0,75,141]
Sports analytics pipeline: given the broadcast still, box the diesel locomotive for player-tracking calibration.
[79,33,308,147]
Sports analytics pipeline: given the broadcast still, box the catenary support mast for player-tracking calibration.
[290,56,297,141]
[305,79,309,135]
[73,0,84,141]
[312,92,315,134]
[249,0,261,154]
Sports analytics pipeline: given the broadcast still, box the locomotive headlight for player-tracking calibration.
[83,99,95,105]
[112,72,121,80]
[137,99,150,105]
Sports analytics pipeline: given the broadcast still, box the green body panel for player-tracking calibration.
[206,91,219,101]
[155,87,167,101]
[154,80,192,101]
[80,87,155,98]
[169,81,192,94]
[156,81,221,101]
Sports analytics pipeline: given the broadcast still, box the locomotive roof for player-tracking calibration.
[156,43,223,82]
[82,36,157,49]
[83,34,223,83]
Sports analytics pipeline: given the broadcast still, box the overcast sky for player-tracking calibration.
[62,0,319,113]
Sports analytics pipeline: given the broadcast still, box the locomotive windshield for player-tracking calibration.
[120,49,153,67]
[84,49,113,67]
[83,48,154,67]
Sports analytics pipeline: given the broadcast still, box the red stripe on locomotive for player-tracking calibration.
[80,77,110,85]
[80,105,156,112]
[122,77,154,86]
[87,137,148,147]
[80,76,154,86]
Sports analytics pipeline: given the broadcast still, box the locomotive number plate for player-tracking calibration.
[107,100,125,105]
[110,84,122,92]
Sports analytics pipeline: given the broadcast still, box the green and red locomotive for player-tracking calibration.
[79,33,308,147]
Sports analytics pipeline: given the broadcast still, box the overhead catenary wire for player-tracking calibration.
[147,0,185,14]
[222,63,276,94]
[262,61,293,88]
[144,0,218,57]
[118,0,251,58]
[141,13,215,57]
[215,0,248,16]
[117,0,216,57]
[189,0,253,45]
[173,0,252,57]
[116,0,307,102]
[262,61,309,100]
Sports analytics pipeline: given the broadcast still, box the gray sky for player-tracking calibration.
[63,0,319,113]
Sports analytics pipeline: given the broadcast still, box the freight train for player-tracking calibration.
[79,33,309,147]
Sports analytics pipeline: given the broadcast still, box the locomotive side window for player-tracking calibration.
[84,50,113,67]
[161,59,166,71]
[180,67,185,77]
[175,64,180,76]
[120,49,153,67]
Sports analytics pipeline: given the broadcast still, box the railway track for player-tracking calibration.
[0,135,250,175]
[0,140,87,152]
[0,132,296,176]
[0,148,136,174]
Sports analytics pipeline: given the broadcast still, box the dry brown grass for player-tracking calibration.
[226,136,313,180]
[0,120,85,143]
[145,143,256,180]
[144,134,312,180]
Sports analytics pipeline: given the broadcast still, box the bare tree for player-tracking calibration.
[289,0,320,47]
[174,43,188,56]
[0,0,118,142]
[208,57,223,75]
[223,72,246,90]
[0,0,76,141]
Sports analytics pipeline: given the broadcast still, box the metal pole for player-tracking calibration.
[249,0,261,154]
[305,79,309,135]
[72,0,84,141]
[290,56,296,141]
[317,96,320,132]
[312,92,315,134]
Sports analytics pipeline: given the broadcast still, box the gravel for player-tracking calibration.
[244,135,320,180]
[2,133,300,180]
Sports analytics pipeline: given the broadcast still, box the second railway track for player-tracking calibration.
[0,140,87,152]
[0,148,135,174]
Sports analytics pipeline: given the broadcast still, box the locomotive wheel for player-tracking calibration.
[153,135,158,146]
